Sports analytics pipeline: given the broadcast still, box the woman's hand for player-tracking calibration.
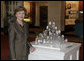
[30,46,36,52]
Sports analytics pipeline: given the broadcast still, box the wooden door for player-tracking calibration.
[40,6,48,28]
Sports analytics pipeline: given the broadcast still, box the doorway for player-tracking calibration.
[40,6,48,29]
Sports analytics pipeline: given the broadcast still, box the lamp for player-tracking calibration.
[24,18,31,22]
[80,11,83,14]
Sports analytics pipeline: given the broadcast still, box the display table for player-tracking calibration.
[28,42,81,60]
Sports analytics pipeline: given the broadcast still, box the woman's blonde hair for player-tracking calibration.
[14,6,27,15]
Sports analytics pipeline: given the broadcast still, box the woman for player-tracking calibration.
[8,6,35,60]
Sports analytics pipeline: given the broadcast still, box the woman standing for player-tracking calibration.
[8,6,35,60]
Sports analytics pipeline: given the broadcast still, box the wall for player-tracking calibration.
[1,1,5,28]
[35,2,48,26]
[24,1,30,15]
[48,1,65,31]
[60,2,66,31]
[35,2,40,26]
[35,1,65,31]
[7,1,23,15]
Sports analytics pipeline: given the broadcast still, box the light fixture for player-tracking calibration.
[24,18,31,22]
[80,11,83,14]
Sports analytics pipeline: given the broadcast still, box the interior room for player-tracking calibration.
[1,1,83,60]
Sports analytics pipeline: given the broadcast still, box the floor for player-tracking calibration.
[1,30,83,60]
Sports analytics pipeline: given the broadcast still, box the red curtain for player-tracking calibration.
[79,1,83,11]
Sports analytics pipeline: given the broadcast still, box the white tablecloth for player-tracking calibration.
[28,42,81,60]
